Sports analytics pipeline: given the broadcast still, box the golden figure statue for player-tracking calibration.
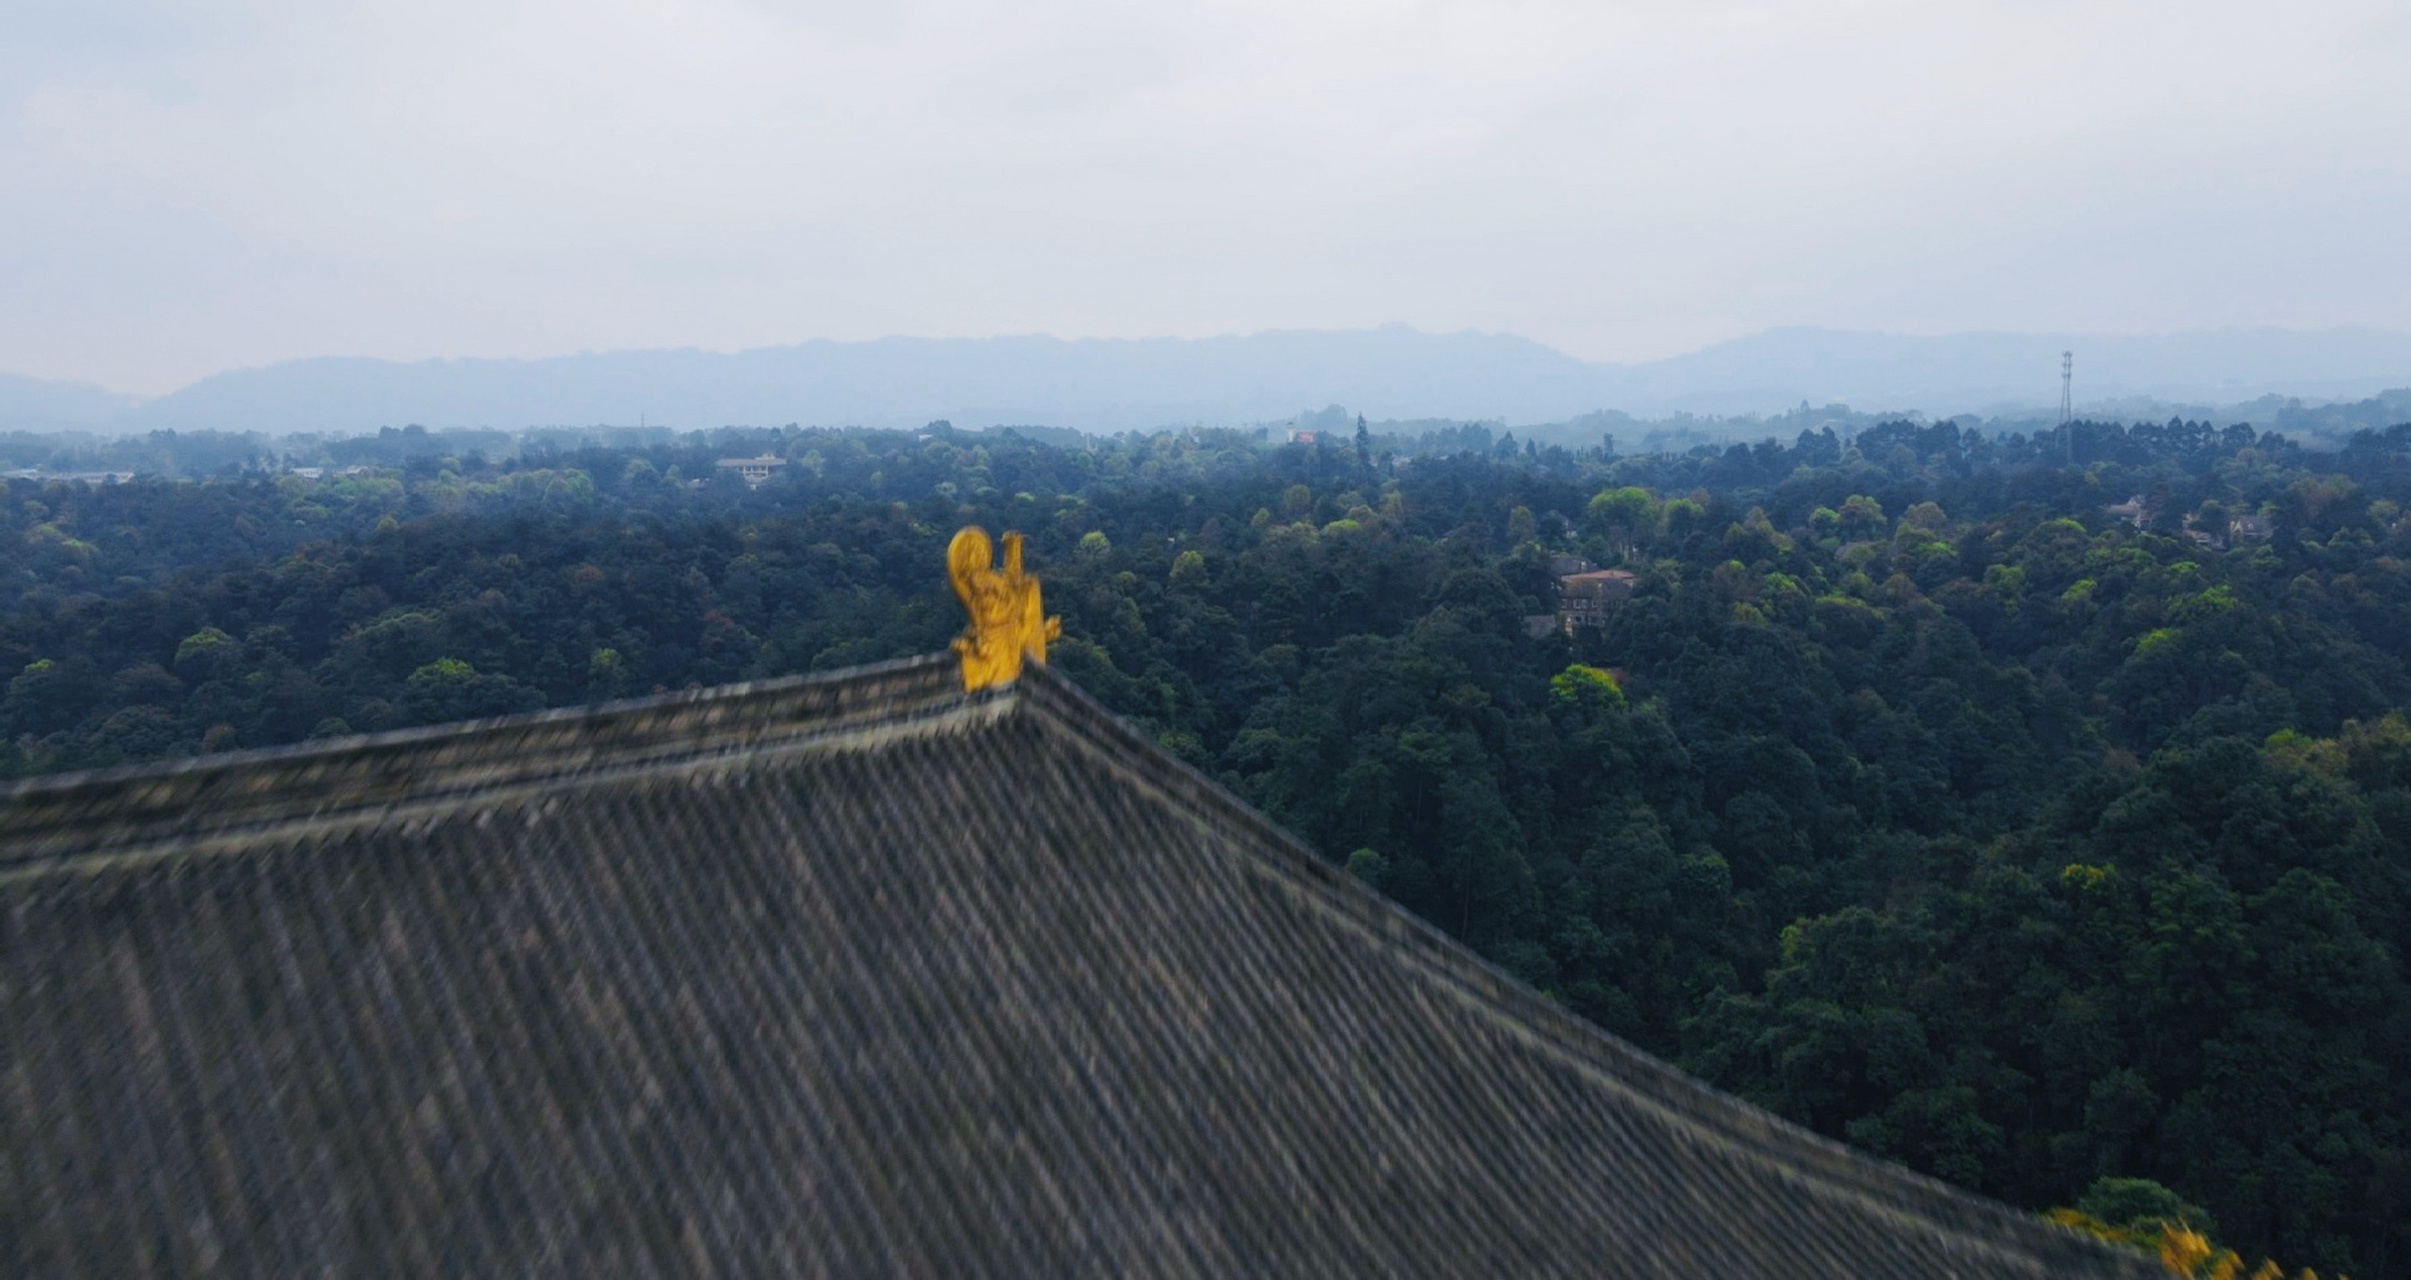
[948,527,1062,690]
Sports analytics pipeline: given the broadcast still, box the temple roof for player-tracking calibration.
[0,655,2156,1276]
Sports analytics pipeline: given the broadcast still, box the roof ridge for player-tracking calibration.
[0,654,978,877]
[1006,662,2149,1276]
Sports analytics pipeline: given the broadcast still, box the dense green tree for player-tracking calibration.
[3,413,2410,1271]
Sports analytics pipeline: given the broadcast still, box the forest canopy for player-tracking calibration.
[5,415,2411,1275]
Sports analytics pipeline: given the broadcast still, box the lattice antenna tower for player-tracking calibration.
[2059,351,2073,427]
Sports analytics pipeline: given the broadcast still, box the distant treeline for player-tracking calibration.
[7,382,2411,479]
[5,415,2411,1274]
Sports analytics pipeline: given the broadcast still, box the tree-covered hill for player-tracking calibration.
[5,417,2410,1274]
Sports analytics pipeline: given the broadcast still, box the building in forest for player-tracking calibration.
[715,453,788,487]
[1559,566,1638,630]
[0,532,2159,1277]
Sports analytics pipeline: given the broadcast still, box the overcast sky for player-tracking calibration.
[7,0,2407,395]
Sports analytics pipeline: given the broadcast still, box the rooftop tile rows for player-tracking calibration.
[0,657,2157,1276]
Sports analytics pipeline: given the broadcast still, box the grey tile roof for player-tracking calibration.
[0,656,2159,1277]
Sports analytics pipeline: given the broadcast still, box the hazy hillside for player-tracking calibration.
[113,329,1600,434]
[0,373,147,431]
[29,326,2411,435]
[1653,327,2411,416]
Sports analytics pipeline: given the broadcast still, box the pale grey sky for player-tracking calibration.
[7,0,2407,395]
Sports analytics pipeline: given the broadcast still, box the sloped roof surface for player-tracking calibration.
[0,656,2157,1277]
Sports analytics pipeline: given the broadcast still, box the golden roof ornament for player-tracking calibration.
[948,526,1062,690]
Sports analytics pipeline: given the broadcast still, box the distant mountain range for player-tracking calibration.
[8,326,2411,434]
